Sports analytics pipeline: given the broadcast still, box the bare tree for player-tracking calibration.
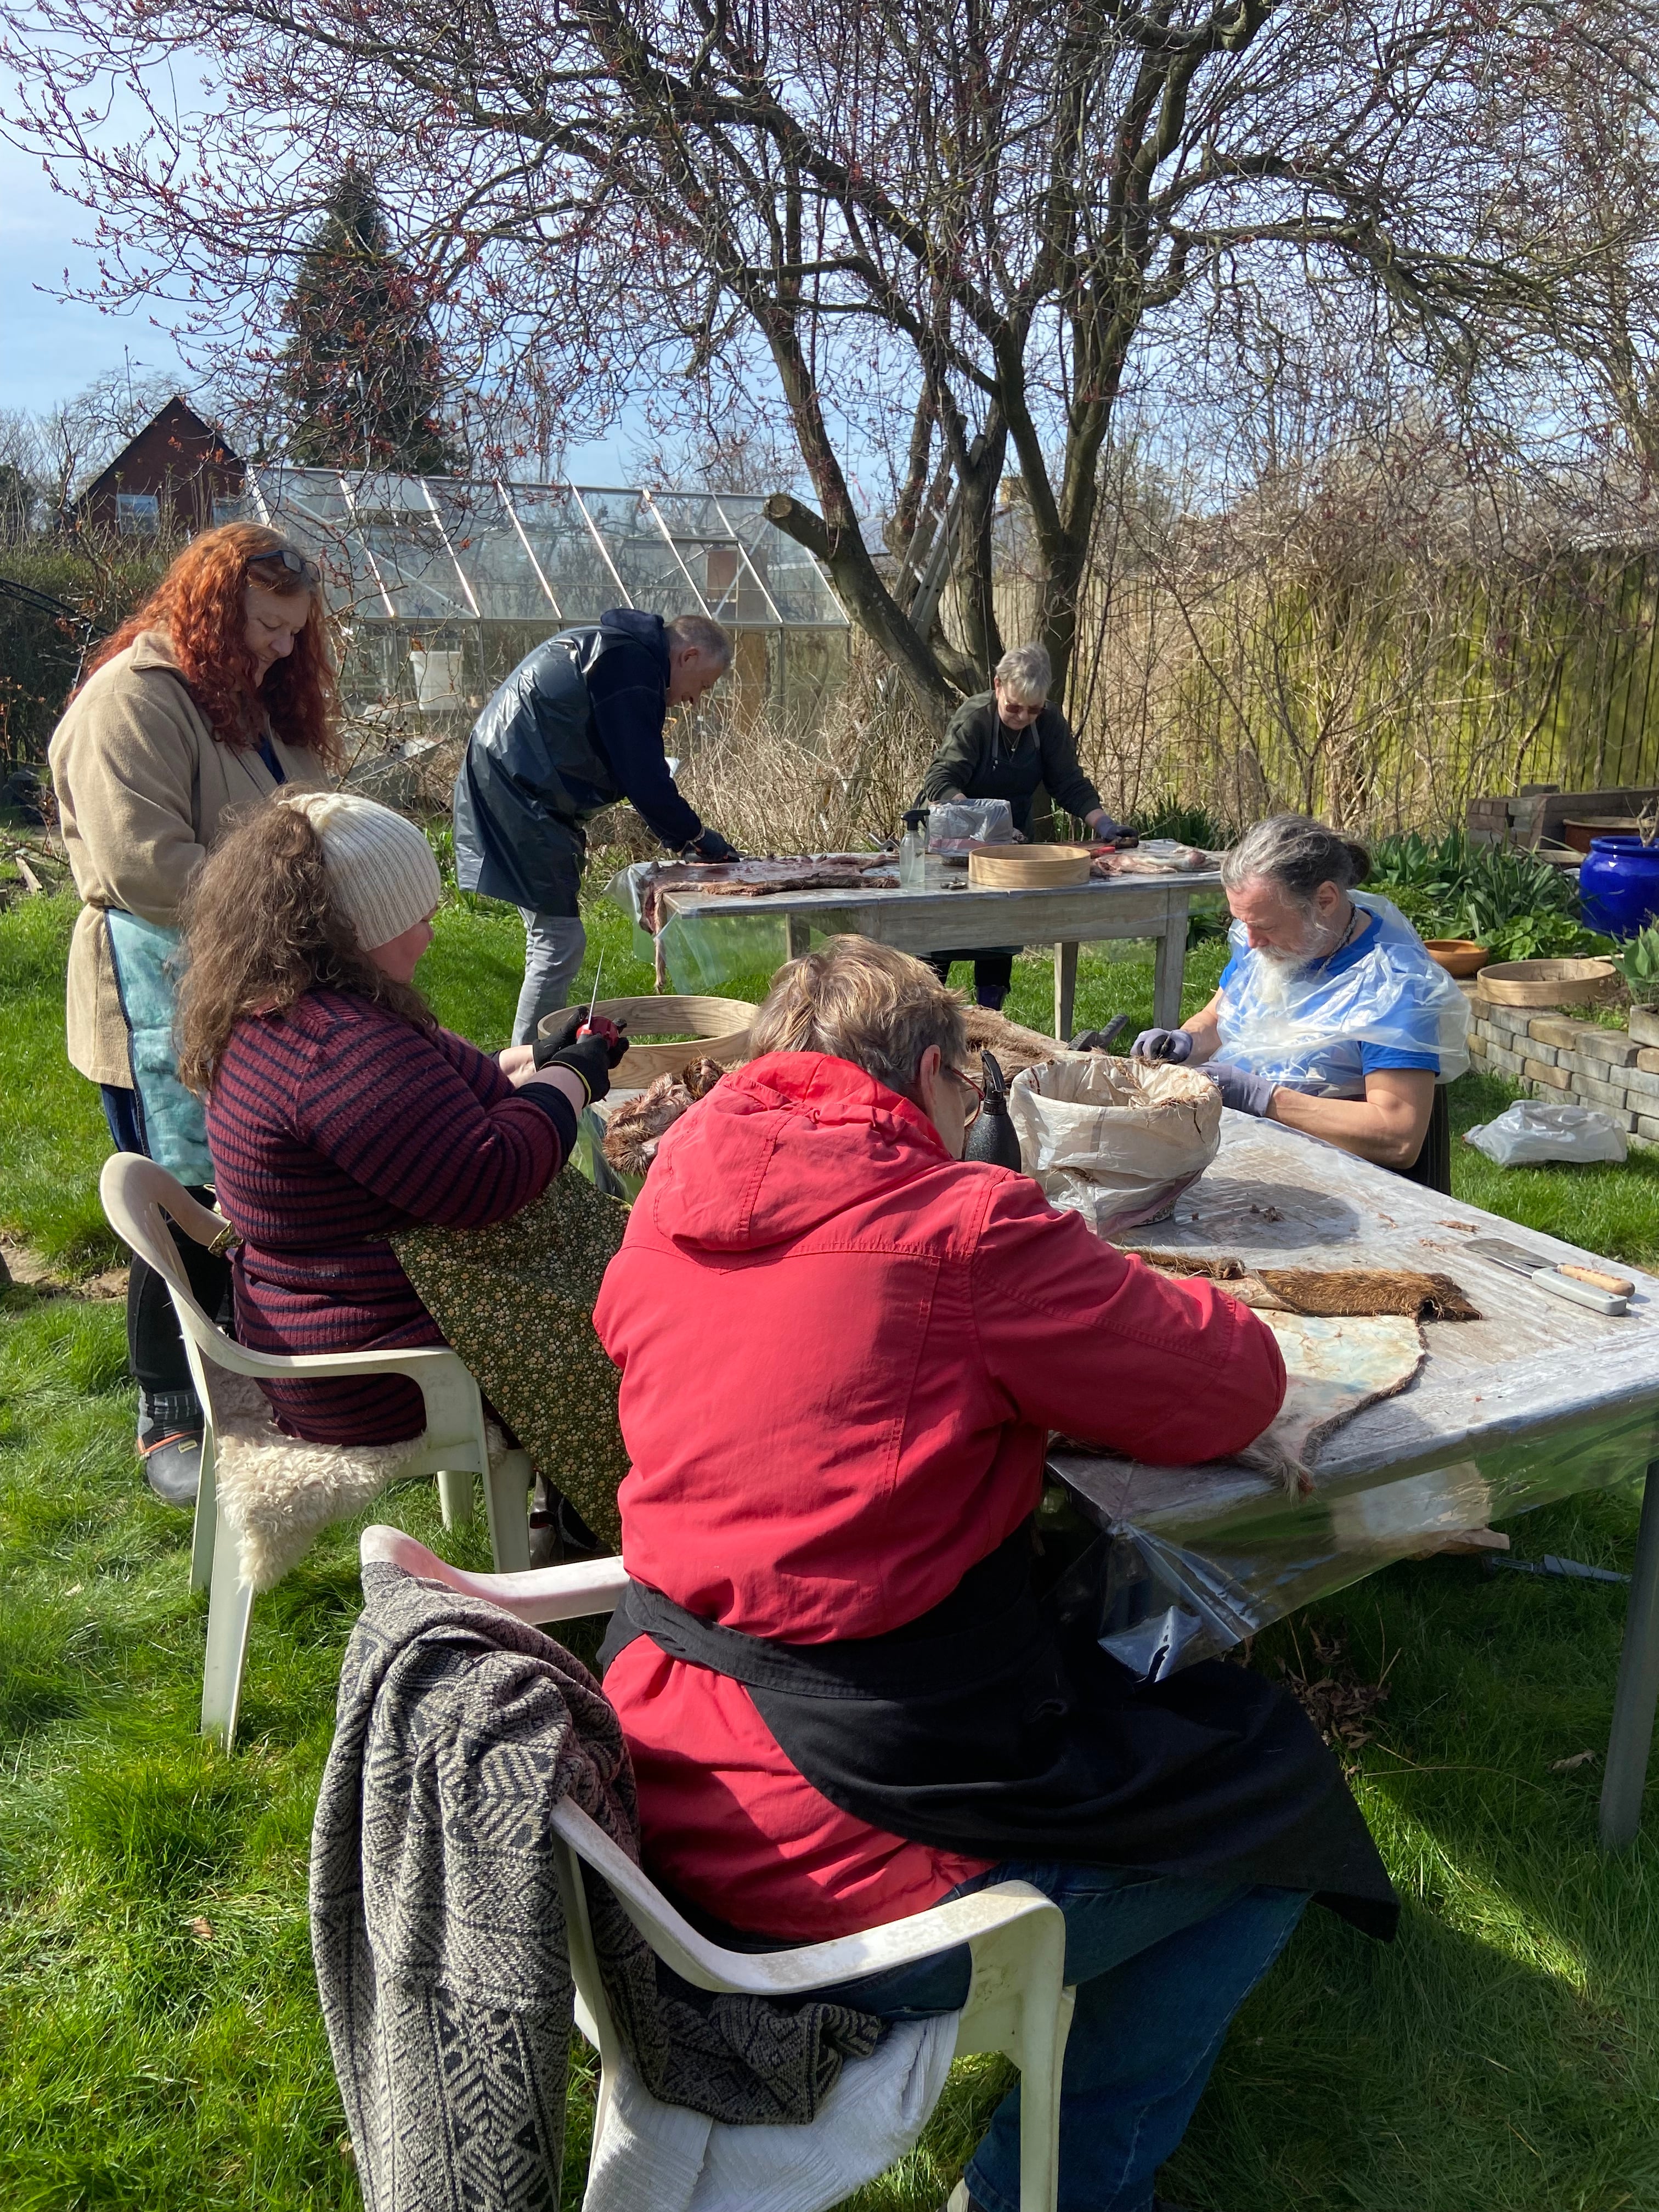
[7,0,1659,719]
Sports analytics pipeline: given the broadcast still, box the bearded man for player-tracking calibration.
[1130,813,1468,1186]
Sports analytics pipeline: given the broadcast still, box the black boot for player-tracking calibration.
[137,1389,204,1509]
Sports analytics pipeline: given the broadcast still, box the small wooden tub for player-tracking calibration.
[967,843,1093,889]
[1475,957,1617,1009]
[541,994,753,1083]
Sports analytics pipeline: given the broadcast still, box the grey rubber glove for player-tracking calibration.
[689,826,741,862]
[1131,1026,1194,1063]
[1199,1062,1277,1116]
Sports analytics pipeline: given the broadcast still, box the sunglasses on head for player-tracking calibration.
[245,545,320,589]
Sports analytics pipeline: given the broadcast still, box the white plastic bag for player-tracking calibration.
[1463,1099,1628,1166]
[1008,1056,1222,1233]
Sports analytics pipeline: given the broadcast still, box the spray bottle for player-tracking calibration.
[899,807,930,889]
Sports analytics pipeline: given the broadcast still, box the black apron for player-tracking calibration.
[601,1522,1397,1938]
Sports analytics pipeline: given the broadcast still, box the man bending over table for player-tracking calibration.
[594,936,1397,2212]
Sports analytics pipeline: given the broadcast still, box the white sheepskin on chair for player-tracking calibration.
[202,1368,502,1594]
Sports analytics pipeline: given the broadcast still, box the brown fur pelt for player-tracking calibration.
[1126,1249,1247,1280]
[1256,1269,1481,1322]
[601,1059,730,1179]
[960,1005,1070,1076]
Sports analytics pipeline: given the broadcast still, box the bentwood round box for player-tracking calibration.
[540,995,753,1084]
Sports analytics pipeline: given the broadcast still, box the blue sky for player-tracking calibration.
[0,128,639,480]
[0,130,191,413]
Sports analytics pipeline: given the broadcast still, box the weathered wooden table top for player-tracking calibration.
[1049,1112,1659,1532]
[656,867,1224,944]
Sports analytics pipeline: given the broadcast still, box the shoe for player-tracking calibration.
[137,1390,204,1508]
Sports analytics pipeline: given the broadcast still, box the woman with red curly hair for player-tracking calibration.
[49,522,338,1505]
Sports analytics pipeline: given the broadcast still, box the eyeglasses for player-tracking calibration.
[245,545,320,589]
[945,1065,984,1130]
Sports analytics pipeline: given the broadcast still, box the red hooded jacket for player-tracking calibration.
[595,1050,1286,1939]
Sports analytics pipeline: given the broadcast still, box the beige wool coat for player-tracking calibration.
[48,630,329,1086]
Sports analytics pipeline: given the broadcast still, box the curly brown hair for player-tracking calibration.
[81,522,342,765]
[176,802,433,1094]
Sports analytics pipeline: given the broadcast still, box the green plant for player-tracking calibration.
[1368,830,1605,961]
[1124,793,1235,849]
[1610,920,1659,1004]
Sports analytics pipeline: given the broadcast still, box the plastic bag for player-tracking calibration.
[1464,1099,1629,1165]
[1215,893,1470,1093]
[1008,1055,1222,1233]
[926,798,1015,850]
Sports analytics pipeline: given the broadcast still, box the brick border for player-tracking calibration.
[1465,992,1659,1144]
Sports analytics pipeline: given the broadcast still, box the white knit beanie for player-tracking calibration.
[278,790,443,950]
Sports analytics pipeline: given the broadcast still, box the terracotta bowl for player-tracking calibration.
[1424,939,1491,978]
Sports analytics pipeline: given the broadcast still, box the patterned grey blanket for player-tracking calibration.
[312,1561,879,2212]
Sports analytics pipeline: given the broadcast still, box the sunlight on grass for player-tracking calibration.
[2,882,1657,2209]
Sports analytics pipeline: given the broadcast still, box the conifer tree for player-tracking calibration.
[280,168,460,473]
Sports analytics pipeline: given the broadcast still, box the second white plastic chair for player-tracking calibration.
[361,1523,1076,2212]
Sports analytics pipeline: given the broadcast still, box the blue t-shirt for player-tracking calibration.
[1218,915,1440,1088]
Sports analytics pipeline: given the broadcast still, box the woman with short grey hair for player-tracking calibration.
[1131,810,1468,1182]
[913,643,1121,1008]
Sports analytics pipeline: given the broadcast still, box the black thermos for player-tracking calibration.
[963,1050,1024,1170]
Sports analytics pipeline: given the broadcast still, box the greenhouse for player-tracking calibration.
[240,466,851,723]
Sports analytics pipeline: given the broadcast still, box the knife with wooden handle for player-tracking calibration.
[1557,1262,1637,1297]
[1467,1238,1630,1315]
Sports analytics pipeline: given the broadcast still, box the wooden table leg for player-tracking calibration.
[1054,940,1079,1041]
[786,915,812,959]
[1600,1455,1659,1849]
[1152,907,1187,1029]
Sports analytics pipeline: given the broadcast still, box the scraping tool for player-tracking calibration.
[1466,1237,1632,1316]
[577,955,604,1039]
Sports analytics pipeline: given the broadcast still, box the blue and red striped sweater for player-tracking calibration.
[205,988,575,1442]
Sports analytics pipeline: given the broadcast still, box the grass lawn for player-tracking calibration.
[2,887,1656,2210]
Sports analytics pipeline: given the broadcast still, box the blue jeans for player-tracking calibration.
[828,1861,1308,2212]
[513,910,588,1043]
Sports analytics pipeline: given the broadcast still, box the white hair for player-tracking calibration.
[993,643,1051,705]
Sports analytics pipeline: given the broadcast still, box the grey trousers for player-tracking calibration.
[513,910,588,1044]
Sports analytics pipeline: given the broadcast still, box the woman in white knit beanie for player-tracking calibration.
[276,789,445,974]
[172,795,628,1453]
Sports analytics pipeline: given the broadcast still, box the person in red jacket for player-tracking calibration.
[595,937,1397,2212]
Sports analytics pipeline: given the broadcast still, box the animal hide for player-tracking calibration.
[639,857,899,933]
[960,1005,1071,1076]
[201,1367,509,1593]
[603,1060,729,1180]
[1238,1313,1428,1498]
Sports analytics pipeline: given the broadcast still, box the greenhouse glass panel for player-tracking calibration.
[243,464,850,721]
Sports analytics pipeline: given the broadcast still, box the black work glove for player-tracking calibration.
[533,1019,630,1104]
[688,826,740,862]
[534,1013,630,1099]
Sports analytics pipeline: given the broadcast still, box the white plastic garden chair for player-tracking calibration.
[361,1522,1076,2212]
[100,1153,533,1746]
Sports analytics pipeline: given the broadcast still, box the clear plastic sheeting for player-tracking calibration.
[1051,1394,1659,1681]
[606,861,793,990]
[1216,893,1471,1093]
[926,799,1015,849]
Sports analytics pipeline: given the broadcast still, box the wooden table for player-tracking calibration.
[654,870,1223,1038]
[1047,1113,1659,1850]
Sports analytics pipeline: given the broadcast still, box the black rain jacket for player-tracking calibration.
[452,608,704,913]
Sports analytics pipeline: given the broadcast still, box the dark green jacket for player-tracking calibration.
[916,692,1101,834]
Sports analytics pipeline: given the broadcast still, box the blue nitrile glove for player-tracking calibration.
[1199,1062,1278,1116]
[689,826,741,862]
[1131,1026,1194,1063]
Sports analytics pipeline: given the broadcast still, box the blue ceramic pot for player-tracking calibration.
[1579,836,1659,936]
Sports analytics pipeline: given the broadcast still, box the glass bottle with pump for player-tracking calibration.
[899,807,929,888]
